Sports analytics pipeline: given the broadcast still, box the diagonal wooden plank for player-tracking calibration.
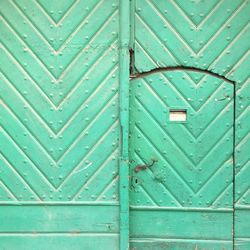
[131,126,195,196]
[58,122,119,196]
[0,0,121,206]
[135,97,196,169]
[134,123,196,193]
[1,5,119,97]
[36,0,79,24]
[133,0,249,81]
[134,151,183,206]
[136,76,234,166]
[1,41,118,134]
[72,148,119,200]
[0,180,18,201]
[174,0,222,27]
[0,154,41,201]
[0,129,55,195]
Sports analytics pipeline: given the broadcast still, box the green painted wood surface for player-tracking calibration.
[0,0,121,249]
[0,0,120,201]
[130,208,233,239]
[131,0,250,249]
[132,0,249,78]
[0,205,119,232]
[129,70,234,248]
[0,235,119,250]
[0,0,249,249]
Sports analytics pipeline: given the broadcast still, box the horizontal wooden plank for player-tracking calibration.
[130,239,232,250]
[235,238,250,250]
[0,205,119,233]
[0,235,119,250]
[130,208,233,240]
[235,208,250,238]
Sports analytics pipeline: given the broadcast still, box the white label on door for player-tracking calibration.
[169,110,187,122]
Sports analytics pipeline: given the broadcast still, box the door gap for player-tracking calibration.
[129,66,235,84]
[129,48,135,76]
[233,82,236,250]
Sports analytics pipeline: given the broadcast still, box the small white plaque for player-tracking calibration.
[169,110,187,122]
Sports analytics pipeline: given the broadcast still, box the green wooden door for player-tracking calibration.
[129,70,235,249]
[0,1,121,249]
[0,0,249,249]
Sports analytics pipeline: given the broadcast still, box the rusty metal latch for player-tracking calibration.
[134,159,158,173]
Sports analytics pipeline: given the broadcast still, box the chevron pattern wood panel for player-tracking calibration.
[129,70,234,208]
[0,0,120,203]
[132,0,249,78]
[132,0,250,248]
[0,0,249,248]
[129,70,235,249]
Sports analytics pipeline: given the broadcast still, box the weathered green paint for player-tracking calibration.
[119,1,130,249]
[0,0,120,249]
[0,0,249,249]
[131,0,250,249]
[0,205,119,232]
[129,70,234,249]
[132,0,250,77]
